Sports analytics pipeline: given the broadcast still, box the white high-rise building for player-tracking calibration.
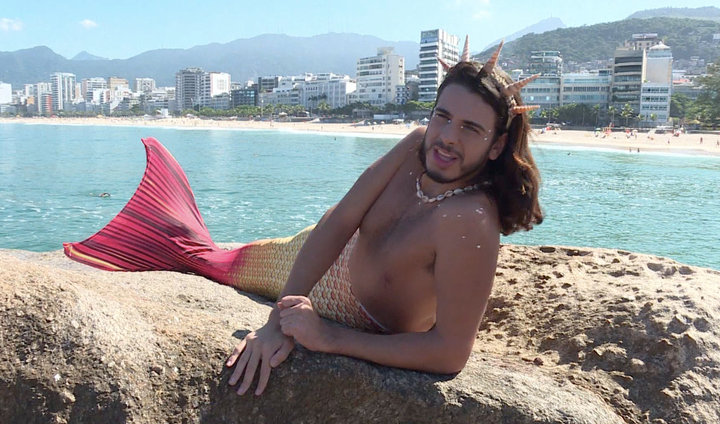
[645,43,672,85]
[201,72,231,107]
[50,72,76,111]
[356,47,405,107]
[135,78,156,93]
[640,42,673,126]
[81,78,108,102]
[418,29,459,103]
[0,82,11,104]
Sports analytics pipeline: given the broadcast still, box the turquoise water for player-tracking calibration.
[1,122,719,270]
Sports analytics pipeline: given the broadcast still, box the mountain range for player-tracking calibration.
[0,33,420,88]
[482,17,566,51]
[2,7,720,89]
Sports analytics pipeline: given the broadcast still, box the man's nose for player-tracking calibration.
[440,121,461,145]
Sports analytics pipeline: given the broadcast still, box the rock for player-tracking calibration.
[2,245,720,424]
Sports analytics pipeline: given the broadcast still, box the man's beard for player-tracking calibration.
[419,133,492,185]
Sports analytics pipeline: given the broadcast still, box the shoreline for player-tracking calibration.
[3,116,720,157]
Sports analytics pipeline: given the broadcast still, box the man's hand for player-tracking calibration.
[226,319,295,396]
[278,296,332,352]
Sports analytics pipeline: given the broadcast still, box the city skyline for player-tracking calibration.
[0,0,716,60]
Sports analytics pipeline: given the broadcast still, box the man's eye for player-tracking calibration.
[461,125,479,134]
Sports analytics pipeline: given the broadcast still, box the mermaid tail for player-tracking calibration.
[63,137,385,332]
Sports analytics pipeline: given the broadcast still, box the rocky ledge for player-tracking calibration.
[1,245,719,423]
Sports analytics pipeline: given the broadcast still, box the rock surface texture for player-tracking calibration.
[1,245,719,424]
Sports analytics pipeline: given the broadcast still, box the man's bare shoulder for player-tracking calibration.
[430,192,501,254]
[395,126,426,155]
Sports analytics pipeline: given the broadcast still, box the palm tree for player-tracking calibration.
[650,113,658,126]
[593,104,601,127]
[308,95,319,115]
[621,103,634,127]
[608,106,617,126]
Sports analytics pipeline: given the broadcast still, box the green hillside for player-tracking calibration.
[628,7,720,22]
[475,17,720,67]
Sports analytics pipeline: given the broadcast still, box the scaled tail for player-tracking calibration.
[63,137,237,284]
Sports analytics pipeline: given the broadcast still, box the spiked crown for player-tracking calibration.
[437,36,540,129]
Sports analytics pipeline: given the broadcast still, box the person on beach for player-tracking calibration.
[63,38,543,396]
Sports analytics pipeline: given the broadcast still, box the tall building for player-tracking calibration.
[231,87,258,107]
[81,78,107,102]
[418,29,459,103]
[107,77,129,101]
[625,33,662,51]
[356,47,404,107]
[561,70,612,107]
[257,76,281,93]
[300,73,356,109]
[529,51,563,76]
[611,48,646,117]
[50,72,76,111]
[640,43,673,125]
[135,78,156,93]
[201,72,231,107]
[175,68,204,111]
[645,43,672,84]
[519,75,561,112]
[0,82,11,104]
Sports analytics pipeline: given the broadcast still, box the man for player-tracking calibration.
[225,40,544,396]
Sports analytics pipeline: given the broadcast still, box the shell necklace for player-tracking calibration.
[415,172,486,203]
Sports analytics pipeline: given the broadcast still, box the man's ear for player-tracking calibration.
[489,133,508,160]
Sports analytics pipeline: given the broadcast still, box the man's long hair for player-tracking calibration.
[434,62,543,236]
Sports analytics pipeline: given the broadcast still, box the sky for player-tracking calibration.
[0,0,716,59]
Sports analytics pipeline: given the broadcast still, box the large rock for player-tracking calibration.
[1,245,719,423]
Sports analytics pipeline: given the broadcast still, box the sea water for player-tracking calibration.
[1,122,718,270]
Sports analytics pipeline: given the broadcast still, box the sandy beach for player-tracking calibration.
[2,116,720,156]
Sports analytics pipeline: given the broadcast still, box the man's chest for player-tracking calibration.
[359,167,436,264]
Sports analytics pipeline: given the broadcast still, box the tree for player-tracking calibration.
[620,103,635,127]
[670,93,693,119]
[593,104,601,127]
[694,64,720,127]
[608,106,617,126]
[317,101,330,115]
[650,113,658,125]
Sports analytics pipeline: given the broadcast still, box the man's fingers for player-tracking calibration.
[226,339,246,367]
[228,346,252,386]
[255,356,273,396]
[278,295,306,309]
[238,349,261,395]
[270,341,294,368]
[279,315,294,327]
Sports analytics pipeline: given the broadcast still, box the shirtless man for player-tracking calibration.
[226,48,544,396]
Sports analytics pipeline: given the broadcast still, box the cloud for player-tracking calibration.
[0,18,24,31]
[473,10,491,20]
[80,19,98,29]
[452,0,491,20]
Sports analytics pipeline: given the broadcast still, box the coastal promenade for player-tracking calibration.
[2,116,720,156]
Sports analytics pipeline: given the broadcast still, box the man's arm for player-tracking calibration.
[228,127,426,395]
[284,199,501,374]
[279,126,426,298]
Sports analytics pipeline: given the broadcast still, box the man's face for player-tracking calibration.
[421,84,506,185]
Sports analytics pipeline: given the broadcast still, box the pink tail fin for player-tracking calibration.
[63,137,236,283]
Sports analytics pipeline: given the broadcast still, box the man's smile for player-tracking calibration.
[431,145,460,169]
